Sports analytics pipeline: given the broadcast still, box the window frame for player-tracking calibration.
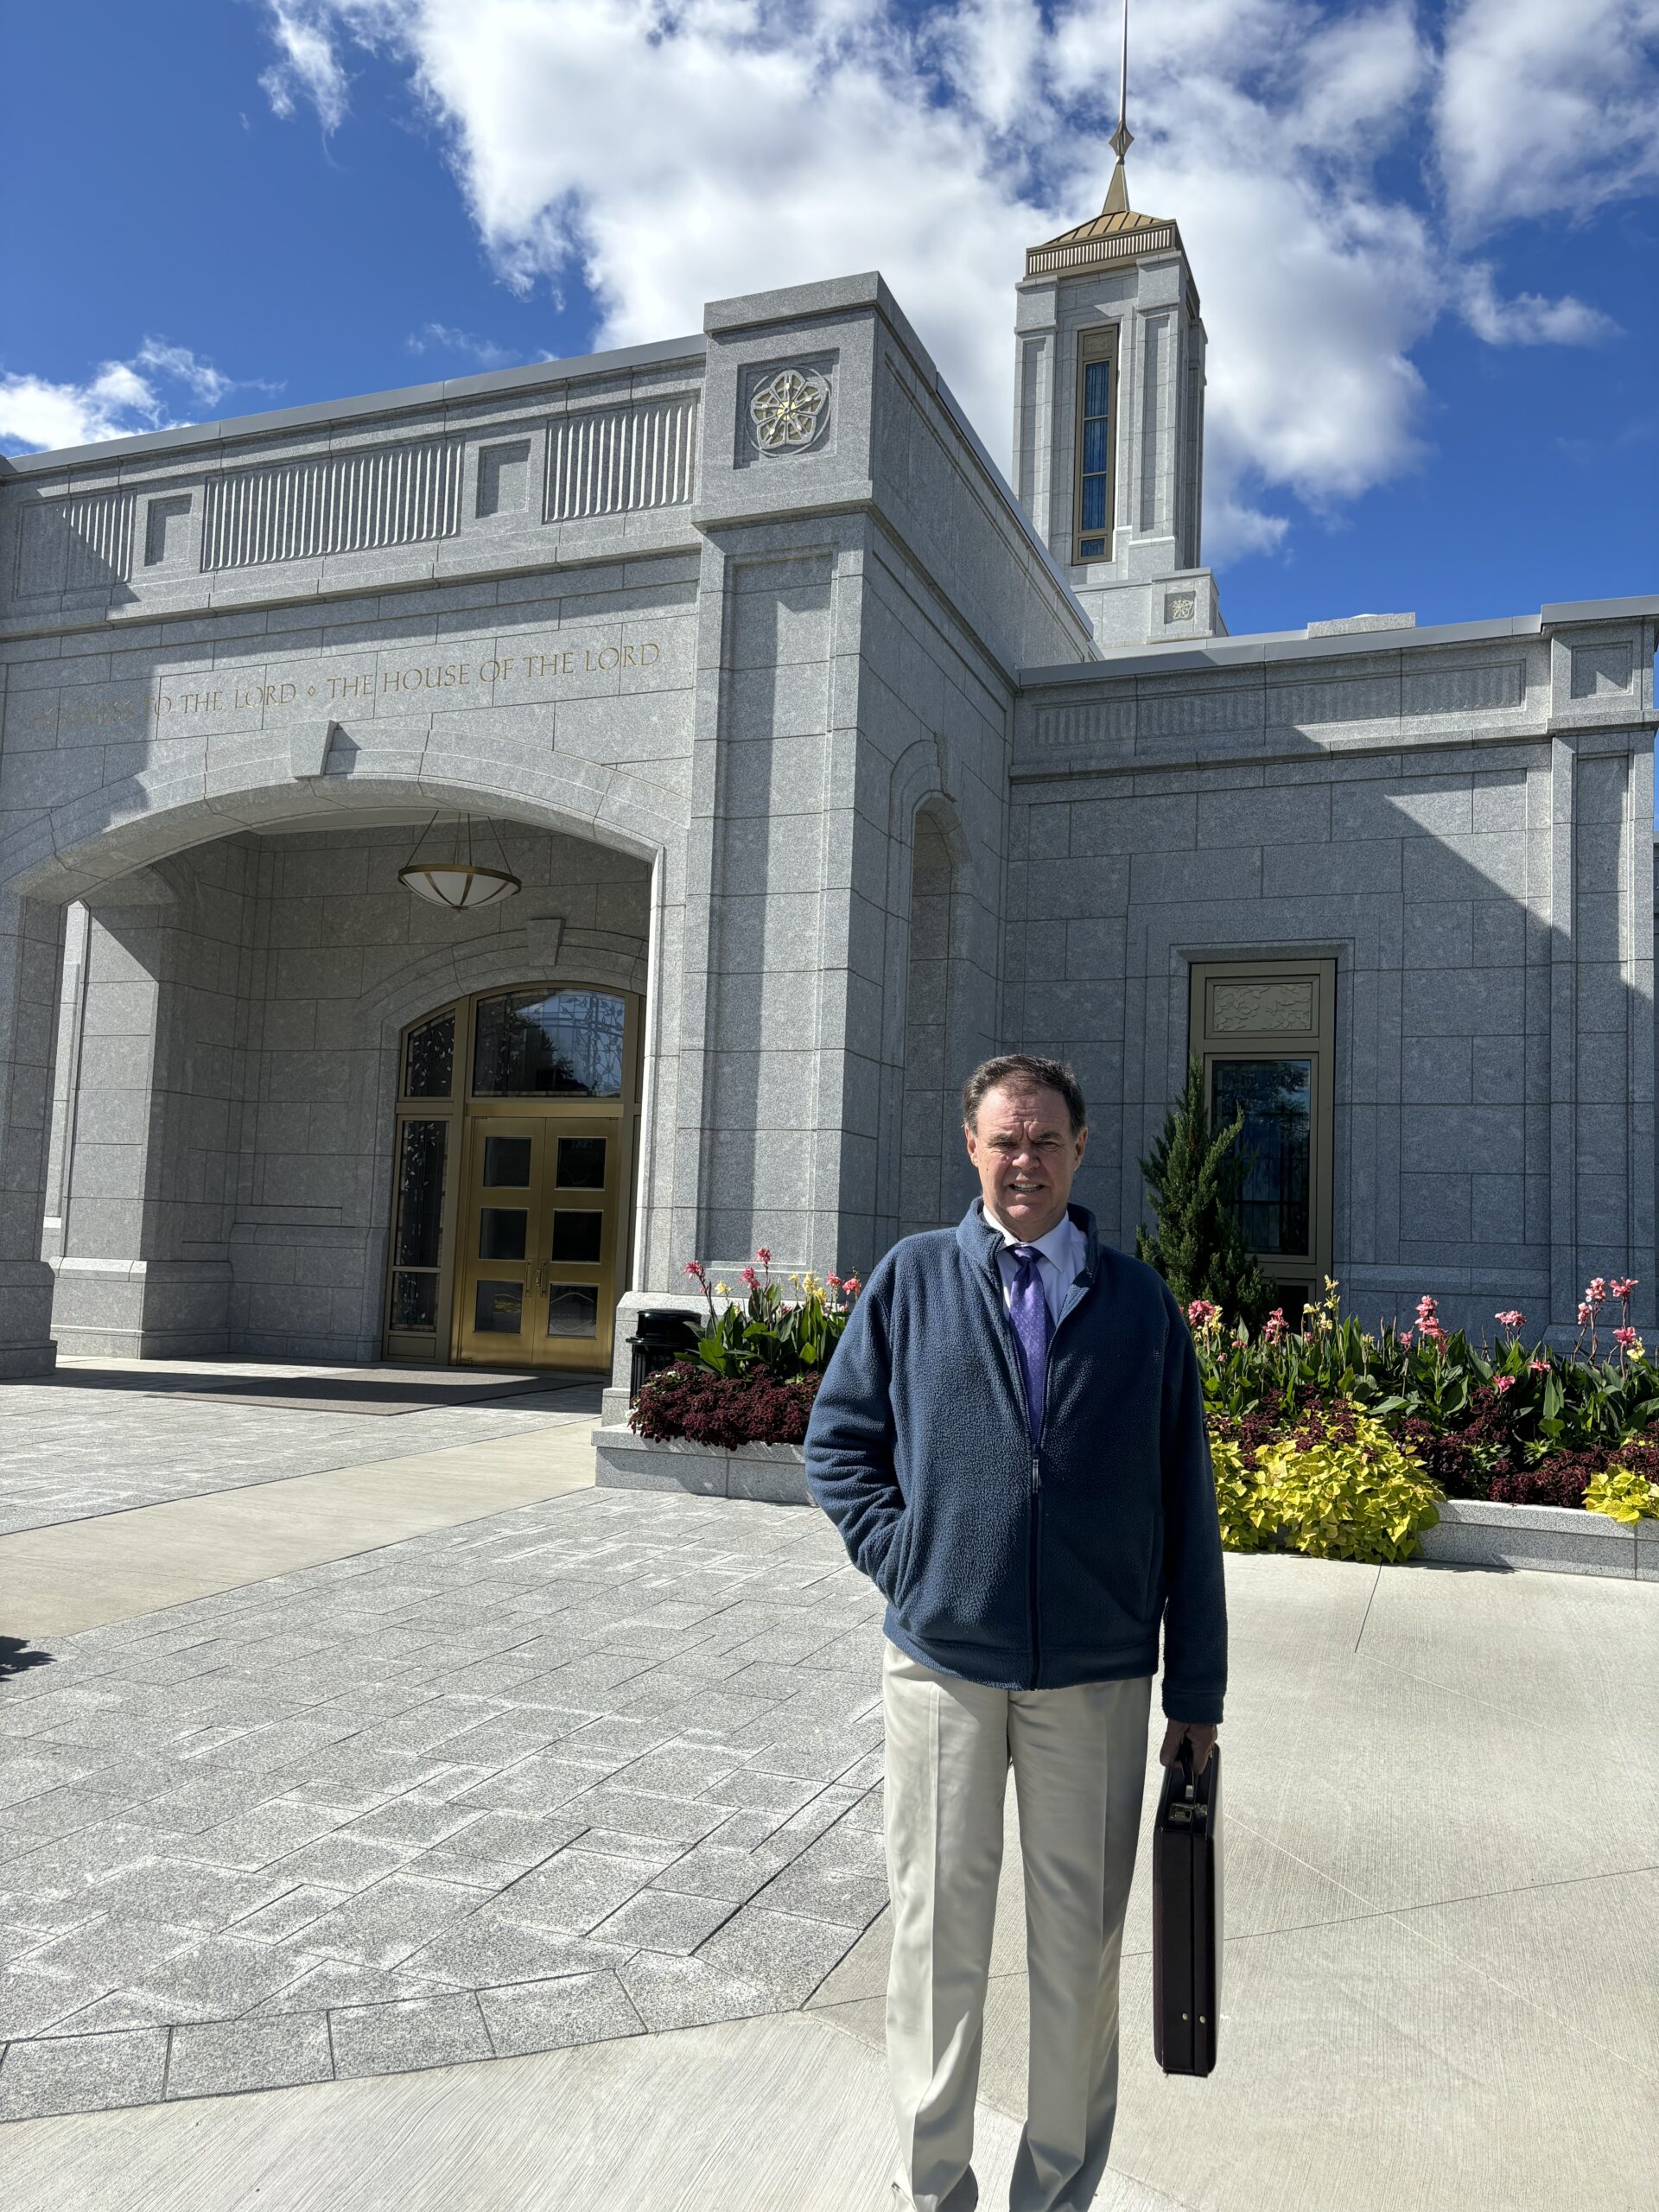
[1071,324,1121,567]
[1187,957,1337,1315]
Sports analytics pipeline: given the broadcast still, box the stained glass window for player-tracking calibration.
[1211,1059,1313,1257]
[473,988,626,1099]
[1077,354,1113,561]
[404,1012,454,1099]
[391,1271,438,1330]
[390,1119,447,1334]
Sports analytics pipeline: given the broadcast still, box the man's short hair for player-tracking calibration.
[962,1054,1087,1137]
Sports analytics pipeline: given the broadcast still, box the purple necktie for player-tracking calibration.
[1007,1245,1053,1444]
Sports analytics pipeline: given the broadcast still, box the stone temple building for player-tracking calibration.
[0,150,1654,1380]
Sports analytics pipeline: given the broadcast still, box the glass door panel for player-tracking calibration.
[543,1118,616,1358]
[455,1115,546,1366]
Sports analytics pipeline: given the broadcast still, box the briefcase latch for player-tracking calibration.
[1167,1799,1209,1828]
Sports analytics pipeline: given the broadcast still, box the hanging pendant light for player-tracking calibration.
[397,812,522,911]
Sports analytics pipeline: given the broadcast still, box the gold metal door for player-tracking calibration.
[454,1114,621,1371]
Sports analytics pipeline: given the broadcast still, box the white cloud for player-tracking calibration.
[0,341,260,455]
[240,3,1643,566]
[134,339,238,407]
[406,321,515,367]
[260,3,352,130]
[1459,264,1617,348]
[1437,0,1659,238]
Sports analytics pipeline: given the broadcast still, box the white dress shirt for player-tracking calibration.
[981,1203,1087,1326]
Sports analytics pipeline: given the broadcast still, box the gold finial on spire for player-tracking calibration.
[1102,0,1133,216]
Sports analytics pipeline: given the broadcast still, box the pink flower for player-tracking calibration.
[1495,1310,1525,1330]
[827,1272,842,1293]
[842,1274,862,1297]
[684,1260,707,1282]
[1529,1358,1549,1374]
[1262,1307,1287,1344]
[1578,1302,1595,1328]
[740,1266,760,1291]
[1611,1277,1637,1300]
[1615,1326,1639,1350]
[1495,1375,1515,1395]
[1398,1330,1414,1349]
[755,1248,772,1266]
[1186,1299,1221,1329]
[1586,1278,1608,1306]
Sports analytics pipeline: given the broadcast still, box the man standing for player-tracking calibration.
[804,1053,1225,2212]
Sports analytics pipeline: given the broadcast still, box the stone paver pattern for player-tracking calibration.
[0,1371,598,1535]
[0,1489,890,2120]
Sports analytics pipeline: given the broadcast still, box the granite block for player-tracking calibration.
[0,1966,107,2040]
[476,1969,644,2056]
[297,1873,481,1970]
[592,1887,738,1954]
[690,1904,853,2004]
[164,2010,334,2099]
[403,1909,624,1988]
[492,1848,659,1936]
[615,1947,779,2032]
[327,1991,493,2079]
[0,2026,168,2120]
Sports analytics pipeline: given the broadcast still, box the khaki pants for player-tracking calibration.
[881,1639,1152,2212]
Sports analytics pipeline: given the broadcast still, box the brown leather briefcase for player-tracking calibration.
[1152,1738,1223,2076]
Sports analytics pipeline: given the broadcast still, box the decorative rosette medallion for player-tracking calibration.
[748,367,830,454]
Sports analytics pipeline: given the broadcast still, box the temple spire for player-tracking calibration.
[1102,0,1134,216]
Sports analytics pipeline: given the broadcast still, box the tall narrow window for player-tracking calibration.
[1189,959,1337,1325]
[1073,329,1119,564]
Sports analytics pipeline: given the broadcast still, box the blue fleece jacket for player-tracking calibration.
[803,1201,1227,1722]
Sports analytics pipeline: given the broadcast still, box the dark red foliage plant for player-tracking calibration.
[1488,1455,1596,1510]
[631,1363,821,1450]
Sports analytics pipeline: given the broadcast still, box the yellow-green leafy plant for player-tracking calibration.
[1583,1466,1659,1522]
[1210,1412,1441,1564]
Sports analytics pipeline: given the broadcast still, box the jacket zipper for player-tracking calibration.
[1030,1282,1088,1689]
[983,1243,1094,1694]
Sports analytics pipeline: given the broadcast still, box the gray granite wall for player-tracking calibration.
[1009,620,1657,1338]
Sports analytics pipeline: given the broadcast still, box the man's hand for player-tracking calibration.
[1159,1719,1217,1773]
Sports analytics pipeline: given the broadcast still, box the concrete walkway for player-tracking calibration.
[0,2012,1173,2212]
[1,1414,601,1637]
[1,1365,1656,2209]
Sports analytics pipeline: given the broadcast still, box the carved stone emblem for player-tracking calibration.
[749,367,830,454]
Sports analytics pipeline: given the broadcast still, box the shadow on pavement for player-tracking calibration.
[0,1634,54,1680]
[4,1367,607,1417]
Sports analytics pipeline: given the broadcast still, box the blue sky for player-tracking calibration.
[3,1,1656,640]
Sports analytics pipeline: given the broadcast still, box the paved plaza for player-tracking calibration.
[0,1366,1656,2209]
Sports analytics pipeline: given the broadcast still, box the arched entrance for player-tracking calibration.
[384,982,643,1372]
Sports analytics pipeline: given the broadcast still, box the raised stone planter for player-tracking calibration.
[593,1423,810,1506]
[1419,1497,1657,1580]
[594,1428,1657,1580]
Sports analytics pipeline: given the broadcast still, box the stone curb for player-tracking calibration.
[1420,1497,1656,1580]
[594,1427,1658,1579]
[593,1426,810,1505]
